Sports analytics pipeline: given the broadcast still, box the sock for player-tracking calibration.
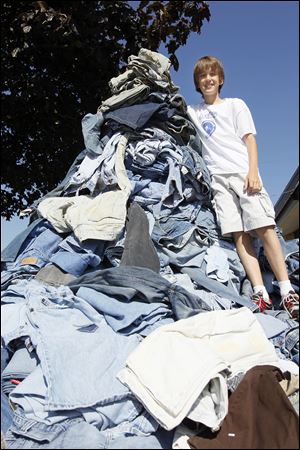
[253,285,270,301]
[278,280,294,297]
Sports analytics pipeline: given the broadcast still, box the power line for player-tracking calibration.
[269,188,298,198]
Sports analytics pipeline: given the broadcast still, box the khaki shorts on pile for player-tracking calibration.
[211,173,276,236]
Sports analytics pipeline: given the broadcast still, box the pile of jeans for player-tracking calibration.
[1,48,299,449]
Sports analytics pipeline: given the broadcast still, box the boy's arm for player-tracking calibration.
[243,133,262,194]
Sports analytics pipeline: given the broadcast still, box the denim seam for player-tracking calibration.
[46,393,138,411]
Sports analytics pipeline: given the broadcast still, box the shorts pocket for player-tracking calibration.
[258,192,275,219]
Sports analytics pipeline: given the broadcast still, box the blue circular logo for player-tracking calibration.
[202,120,216,137]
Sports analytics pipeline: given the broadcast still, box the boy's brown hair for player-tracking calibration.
[193,56,225,95]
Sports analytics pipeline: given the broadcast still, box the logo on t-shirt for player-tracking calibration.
[201,120,216,137]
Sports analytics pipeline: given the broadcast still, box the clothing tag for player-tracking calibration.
[24,337,34,353]
[41,297,51,307]
[20,256,38,265]
[9,398,18,411]
[181,166,189,175]
[19,208,33,217]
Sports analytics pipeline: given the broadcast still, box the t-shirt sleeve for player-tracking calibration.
[233,99,257,139]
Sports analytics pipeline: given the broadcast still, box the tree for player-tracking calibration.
[1,0,210,219]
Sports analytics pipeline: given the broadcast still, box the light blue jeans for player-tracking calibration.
[5,411,104,449]
[5,409,174,449]
[1,221,63,289]
[1,218,44,264]
[2,279,143,427]
[1,348,14,434]
[1,346,38,395]
[50,233,105,277]
[181,267,257,312]
[76,286,174,336]
[81,112,104,156]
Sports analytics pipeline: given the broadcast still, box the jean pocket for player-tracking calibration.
[258,192,275,219]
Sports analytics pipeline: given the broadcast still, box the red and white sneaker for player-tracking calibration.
[251,291,273,313]
[280,291,299,320]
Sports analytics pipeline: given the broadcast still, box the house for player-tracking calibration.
[275,167,299,240]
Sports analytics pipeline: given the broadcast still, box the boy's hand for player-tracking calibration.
[244,170,262,194]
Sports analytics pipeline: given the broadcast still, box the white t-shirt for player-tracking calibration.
[187,98,256,174]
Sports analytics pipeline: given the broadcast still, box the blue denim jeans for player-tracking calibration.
[5,411,104,449]
[158,157,184,212]
[268,311,299,361]
[194,205,221,240]
[2,279,143,426]
[255,313,289,339]
[105,102,164,130]
[181,267,257,313]
[133,181,166,207]
[151,216,194,248]
[96,420,174,449]
[5,409,174,449]
[67,266,200,314]
[127,170,152,196]
[1,348,14,434]
[50,234,105,277]
[81,112,105,156]
[126,154,168,180]
[104,234,125,267]
[181,145,211,197]
[67,265,217,322]
[1,219,44,263]
[1,346,38,395]
[76,286,173,336]
[65,131,124,192]
[1,221,64,289]
[156,234,208,269]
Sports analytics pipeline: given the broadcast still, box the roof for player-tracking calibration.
[274,166,299,221]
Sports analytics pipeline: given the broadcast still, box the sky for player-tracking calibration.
[1,0,299,250]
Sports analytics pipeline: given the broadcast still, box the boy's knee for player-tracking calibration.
[232,230,247,243]
[255,225,275,238]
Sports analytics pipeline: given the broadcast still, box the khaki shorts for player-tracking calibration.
[211,173,276,236]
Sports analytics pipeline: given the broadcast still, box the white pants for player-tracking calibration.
[117,307,279,431]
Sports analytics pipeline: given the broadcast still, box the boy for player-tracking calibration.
[187,55,299,319]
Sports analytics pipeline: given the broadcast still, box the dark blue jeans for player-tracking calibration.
[67,265,227,320]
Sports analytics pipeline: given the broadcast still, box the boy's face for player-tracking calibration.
[198,67,223,97]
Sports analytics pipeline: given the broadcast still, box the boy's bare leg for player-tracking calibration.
[232,231,264,286]
[254,226,289,281]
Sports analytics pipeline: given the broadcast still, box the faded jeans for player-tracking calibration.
[2,280,143,428]
[5,409,174,449]
[38,135,131,242]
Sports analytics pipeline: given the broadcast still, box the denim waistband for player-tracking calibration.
[10,410,83,442]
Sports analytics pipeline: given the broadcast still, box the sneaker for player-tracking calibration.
[251,291,272,312]
[280,291,299,320]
